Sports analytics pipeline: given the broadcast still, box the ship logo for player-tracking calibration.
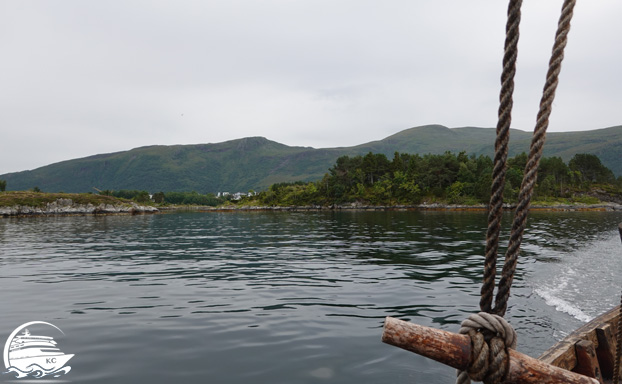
[3,321,74,379]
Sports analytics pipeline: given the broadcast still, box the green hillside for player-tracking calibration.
[2,125,620,193]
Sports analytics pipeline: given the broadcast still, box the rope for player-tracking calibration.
[457,1,577,382]
[456,313,517,384]
[458,2,524,382]
[491,0,576,318]
[481,0,522,315]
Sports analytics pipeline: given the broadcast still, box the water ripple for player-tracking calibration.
[1,210,621,384]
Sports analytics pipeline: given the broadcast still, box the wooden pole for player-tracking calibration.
[382,316,599,384]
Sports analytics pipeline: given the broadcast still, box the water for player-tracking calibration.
[0,210,620,383]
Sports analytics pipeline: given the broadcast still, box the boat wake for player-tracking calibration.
[3,364,71,379]
[534,286,592,323]
[532,227,621,324]
[534,267,592,323]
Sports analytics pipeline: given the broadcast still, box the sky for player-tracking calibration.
[1,1,621,175]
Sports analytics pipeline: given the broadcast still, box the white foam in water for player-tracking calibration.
[534,274,593,323]
[533,229,621,324]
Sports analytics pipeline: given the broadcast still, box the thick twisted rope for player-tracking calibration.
[480,0,522,315]
[492,0,576,317]
[456,313,517,384]
[458,1,576,382]
[464,2,523,382]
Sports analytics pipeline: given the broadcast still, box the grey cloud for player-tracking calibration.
[1,1,621,175]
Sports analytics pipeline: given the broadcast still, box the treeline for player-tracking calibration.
[241,152,620,207]
[5,152,615,208]
[103,190,227,206]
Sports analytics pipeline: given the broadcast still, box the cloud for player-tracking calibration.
[1,1,621,174]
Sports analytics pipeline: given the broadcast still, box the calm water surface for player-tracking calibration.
[1,210,621,383]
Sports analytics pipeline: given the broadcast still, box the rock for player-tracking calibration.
[0,198,159,217]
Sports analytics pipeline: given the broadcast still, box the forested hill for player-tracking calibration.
[2,124,621,193]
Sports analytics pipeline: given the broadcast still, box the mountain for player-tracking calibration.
[2,125,621,193]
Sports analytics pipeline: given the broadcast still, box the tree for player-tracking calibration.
[538,156,570,197]
[134,191,151,203]
[152,192,165,204]
[371,177,392,204]
[329,155,361,189]
[568,153,615,184]
[0,179,6,192]
[446,181,468,204]
[361,152,390,185]
[536,174,557,198]
[507,152,528,174]
[393,170,421,202]
[538,157,569,184]
[423,152,460,194]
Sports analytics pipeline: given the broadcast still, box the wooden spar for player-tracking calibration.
[382,317,471,369]
[382,316,599,384]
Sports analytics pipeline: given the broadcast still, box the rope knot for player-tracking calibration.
[456,312,517,384]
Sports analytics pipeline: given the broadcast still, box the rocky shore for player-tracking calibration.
[168,201,622,212]
[0,197,158,217]
[4,197,619,217]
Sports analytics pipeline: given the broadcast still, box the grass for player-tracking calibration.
[0,191,134,208]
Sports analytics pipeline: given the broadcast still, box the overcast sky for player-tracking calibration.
[1,1,621,175]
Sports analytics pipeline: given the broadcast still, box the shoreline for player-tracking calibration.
[2,199,620,218]
[0,200,159,218]
[162,202,622,213]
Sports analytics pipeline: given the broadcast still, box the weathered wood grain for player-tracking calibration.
[595,325,616,380]
[574,340,603,383]
[539,305,620,371]
[382,316,599,384]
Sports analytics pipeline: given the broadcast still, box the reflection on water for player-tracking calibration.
[0,210,620,383]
